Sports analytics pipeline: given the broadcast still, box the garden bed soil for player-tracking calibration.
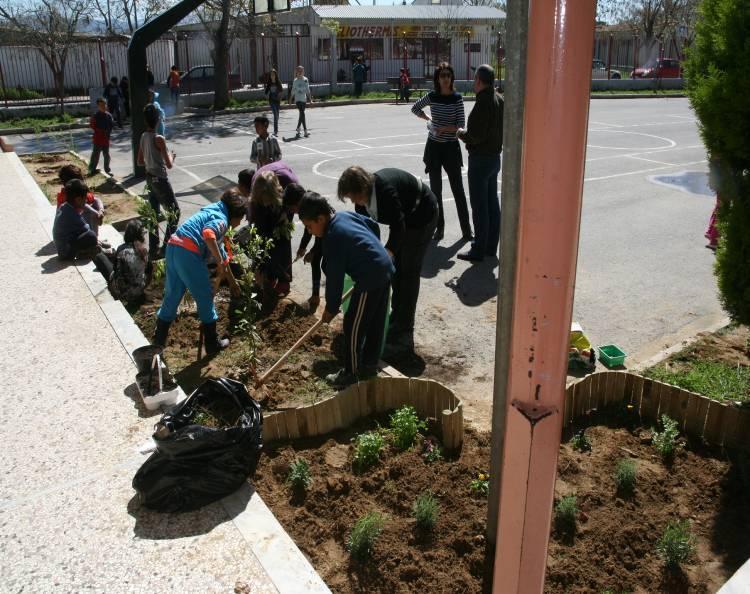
[21,152,139,223]
[254,415,749,593]
[132,283,342,411]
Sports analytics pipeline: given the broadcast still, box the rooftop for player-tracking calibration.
[312,5,505,21]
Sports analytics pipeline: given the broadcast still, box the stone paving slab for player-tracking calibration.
[0,152,329,593]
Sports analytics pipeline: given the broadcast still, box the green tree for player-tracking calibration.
[684,0,750,324]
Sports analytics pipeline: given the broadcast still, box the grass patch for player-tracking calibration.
[347,512,385,560]
[554,495,578,535]
[412,491,439,531]
[656,520,695,568]
[591,88,685,95]
[645,360,750,403]
[0,113,77,131]
[614,458,637,495]
[0,87,44,101]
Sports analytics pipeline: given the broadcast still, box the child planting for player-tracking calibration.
[152,189,246,354]
[57,164,105,237]
[94,220,149,307]
[52,179,99,260]
[137,103,180,260]
[299,192,394,386]
[250,115,282,167]
[282,182,323,311]
[88,98,114,176]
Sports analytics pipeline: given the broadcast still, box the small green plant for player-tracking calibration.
[570,429,592,452]
[554,495,578,534]
[389,405,427,450]
[151,259,166,285]
[135,196,159,233]
[615,458,637,495]
[469,472,489,496]
[652,414,680,461]
[352,430,385,470]
[412,492,440,531]
[347,512,385,560]
[287,458,312,492]
[656,520,695,568]
[422,437,443,463]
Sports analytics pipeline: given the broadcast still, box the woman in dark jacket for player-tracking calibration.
[264,69,284,136]
[337,165,438,343]
[411,63,472,242]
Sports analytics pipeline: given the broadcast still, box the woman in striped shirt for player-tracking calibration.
[411,63,472,242]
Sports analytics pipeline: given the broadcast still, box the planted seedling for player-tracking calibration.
[151,259,166,285]
[413,492,440,531]
[192,409,221,428]
[389,405,427,451]
[347,512,385,561]
[352,430,386,471]
[656,520,695,568]
[615,458,637,496]
[469,472,489,497]
[652,414,680,462]
[570,429,592,452]
[287,459,312,492]
[554,495,578,536]
[135,196,159,234]
[422,437,443,463]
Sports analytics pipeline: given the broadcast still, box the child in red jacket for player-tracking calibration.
[57,164,105,236]
[88,97,114,176]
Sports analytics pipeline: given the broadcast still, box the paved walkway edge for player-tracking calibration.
[11,151,331,594]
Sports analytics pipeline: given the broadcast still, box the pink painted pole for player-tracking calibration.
[491,0,596,591]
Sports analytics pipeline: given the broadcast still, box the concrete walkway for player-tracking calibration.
[0,152,328,593]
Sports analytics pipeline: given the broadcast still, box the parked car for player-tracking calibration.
[631,58,682,79]
[592,59,622,80]
[170,65,242,93]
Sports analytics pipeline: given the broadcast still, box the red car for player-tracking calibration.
[631,58,682,79]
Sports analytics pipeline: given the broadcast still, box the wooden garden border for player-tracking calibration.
[564,371,750,450]
[263,377,464,449]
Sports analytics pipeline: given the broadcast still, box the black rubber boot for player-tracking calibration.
[153,318,171,347]
[202,322,230,355]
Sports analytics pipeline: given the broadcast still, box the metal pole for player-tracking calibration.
[97,38,107,87]
[0,55,8,109]
[186,37,192,95]
[634,35,639,72]
[491,0,596,591]
[465,30,471,80]
[295,31,300,68]
[606,33,613,79]
[261,33,266,80]
[402,33,407,70]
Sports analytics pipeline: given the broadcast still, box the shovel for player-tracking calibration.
[255,286,354,388]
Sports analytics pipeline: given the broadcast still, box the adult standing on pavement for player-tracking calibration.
[103,76,123,128]
[289,65,313,138]
[265,69,284,136]
[168,65,181,106]
[411,62,472,242]
[119,76,130,119]
[456,64,503,262]
[337,166,438,344]
[352,56,369,98]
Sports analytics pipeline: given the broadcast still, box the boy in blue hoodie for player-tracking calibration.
[52,179,99,260]
[299,191,394,386]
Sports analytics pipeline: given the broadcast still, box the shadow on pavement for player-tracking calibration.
[40,255,70,274]
[36,241,57,257]
[124,382,163,419]
[422,238,466,279]
[444,257,498,307]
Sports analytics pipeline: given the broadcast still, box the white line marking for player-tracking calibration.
[586,130,677,151]
[626,155,679,167]
[181,159,246,168]
[347,140,372,148]
[293,144,337,157]
[584,160,707,182]
[172,164,203,182]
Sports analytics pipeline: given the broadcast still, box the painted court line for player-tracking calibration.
[626,154,679,167]
[584,160,707,182]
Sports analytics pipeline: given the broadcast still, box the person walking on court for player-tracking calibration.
[289,65,313,138]
[412,62,472,242]
[337,166,438,345]
[456,64,503,262]
[265,69,284,136]
[103,76,123,128]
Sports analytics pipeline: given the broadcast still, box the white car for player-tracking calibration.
[592,59,622,80]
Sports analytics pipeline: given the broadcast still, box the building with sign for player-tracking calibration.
[273,4,506,83]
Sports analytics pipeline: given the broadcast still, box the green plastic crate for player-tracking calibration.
[597,344,627,368]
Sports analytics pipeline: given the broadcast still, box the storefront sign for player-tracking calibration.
[338,24,473,38]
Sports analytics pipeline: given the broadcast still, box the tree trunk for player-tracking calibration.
[212,0,231,111]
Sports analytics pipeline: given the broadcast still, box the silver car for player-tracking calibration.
[592,59,622,80]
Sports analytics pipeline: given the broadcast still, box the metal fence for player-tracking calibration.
[592,31,688,75]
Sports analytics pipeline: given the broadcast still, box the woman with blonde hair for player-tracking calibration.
[249,171,293,296]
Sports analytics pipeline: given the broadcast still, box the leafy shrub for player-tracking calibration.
[615,458,637,495]
[422,437,443,463]
[554,495,578,533]
[151,259,166,285]
[352,431,385,470]
[135,196,159,233]
[412,492,440,531]
[571,429,592,452]
[389,405,427,450]
[287,459,312,492]
[656,520,695,567]
[469,472,489,496]
[347,512,385,560]
[652,415,680,461]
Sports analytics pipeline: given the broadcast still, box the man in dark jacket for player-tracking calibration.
[457,64,504,262]
[338,165,438,344]
[352,56,369,97]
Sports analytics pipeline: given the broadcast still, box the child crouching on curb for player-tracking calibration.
[298,192,394,387]
[57,164,105,237]
[94,220,149,308]
[53,179,99,260]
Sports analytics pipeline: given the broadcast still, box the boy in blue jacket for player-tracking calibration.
[52,179,99,260]
[153,189,246,355]
[299,191,394,386]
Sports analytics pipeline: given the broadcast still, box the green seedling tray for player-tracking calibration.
[598,344,627,368]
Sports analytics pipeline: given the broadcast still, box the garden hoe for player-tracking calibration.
[254,286,354,389]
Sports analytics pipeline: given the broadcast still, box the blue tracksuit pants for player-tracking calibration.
[157,244,218,324]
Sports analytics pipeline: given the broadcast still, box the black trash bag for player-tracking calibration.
[132,377,263,513]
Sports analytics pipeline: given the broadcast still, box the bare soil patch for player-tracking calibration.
[254,412,749,593]
[21,151,139,224]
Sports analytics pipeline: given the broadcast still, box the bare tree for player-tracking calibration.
[0,0,91,113]
[92,0,170,36]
